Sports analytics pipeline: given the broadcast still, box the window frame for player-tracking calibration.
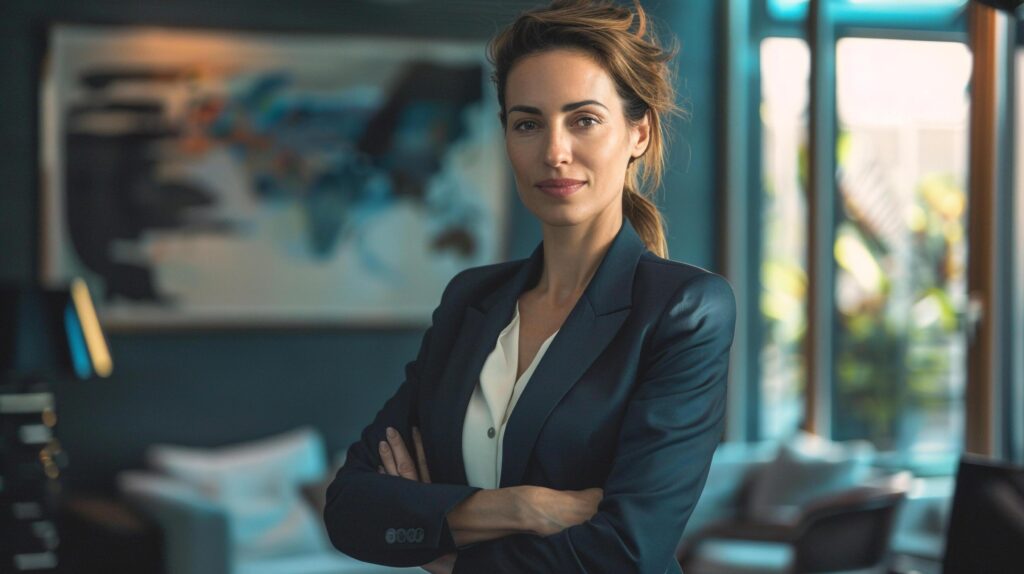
[726,1,1020,467]
[1013,43,1024,466]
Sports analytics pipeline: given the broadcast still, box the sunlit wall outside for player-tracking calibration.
[833,38,970,471]
[759,37,810,440]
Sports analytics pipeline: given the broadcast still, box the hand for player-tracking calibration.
[523,486,604,537]
[377,426,431,483]
[420,552,456,574]
[376,428,451,573]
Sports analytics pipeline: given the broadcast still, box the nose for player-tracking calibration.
[543,125,572,167]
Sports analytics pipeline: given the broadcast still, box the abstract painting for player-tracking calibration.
[40,25,508,327]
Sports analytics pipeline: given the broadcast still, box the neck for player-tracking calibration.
[534,208,623,306]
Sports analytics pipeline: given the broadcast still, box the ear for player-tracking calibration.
[630,111,652,159]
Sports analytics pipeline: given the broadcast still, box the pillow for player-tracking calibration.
[147,427,329,560]
[117,470,218,511]
[149,426,327,488]
[746,432,874,523]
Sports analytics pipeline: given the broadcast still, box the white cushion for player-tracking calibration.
[747,432,874,523]
[147,427,329,560]
[149,426,327,487]
[118,470,215,509]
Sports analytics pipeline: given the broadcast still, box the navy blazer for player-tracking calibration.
[324,220,737,573]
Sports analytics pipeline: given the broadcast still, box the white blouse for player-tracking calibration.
[462,302,559,489]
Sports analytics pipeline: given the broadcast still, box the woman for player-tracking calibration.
[324,1,736,572]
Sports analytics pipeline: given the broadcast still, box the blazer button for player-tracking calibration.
[487,427,495,438]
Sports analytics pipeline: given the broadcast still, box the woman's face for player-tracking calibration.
[503,49,650,229]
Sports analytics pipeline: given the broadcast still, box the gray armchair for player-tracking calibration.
[678,483,908,574]
[120,472,230,574]
[674,433,919,574]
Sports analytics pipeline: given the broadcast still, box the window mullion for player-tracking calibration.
[805,0,838,438]
[965,2,1014,457]
[723,0,762,442]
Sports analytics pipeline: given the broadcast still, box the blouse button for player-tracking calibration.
[487,427,496,439]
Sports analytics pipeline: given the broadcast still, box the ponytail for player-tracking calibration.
[623,186,667,258]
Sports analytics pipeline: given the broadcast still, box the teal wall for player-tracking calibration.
[0,0,722,491]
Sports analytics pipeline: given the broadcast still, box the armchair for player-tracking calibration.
[676,433,911,574]
[678,483,908,574]
[119,471,230,574]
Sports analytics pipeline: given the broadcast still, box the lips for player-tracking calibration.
[535,178,586,198]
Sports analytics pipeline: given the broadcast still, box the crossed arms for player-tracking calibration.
[374,425,604,573]
[323,272,736,573]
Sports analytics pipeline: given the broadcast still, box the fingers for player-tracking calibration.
[379,439,399,476]
[412,427,432,484]
[377,426,431,484]
[584,488,603,515]
[384,426,419,480]
[524,487,606,537]
[421,552,457,574]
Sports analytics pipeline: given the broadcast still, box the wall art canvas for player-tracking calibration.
[40,24,507,327]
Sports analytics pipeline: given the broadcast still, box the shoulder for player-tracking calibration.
[635,255,737,374]
[437,259,522,309]
[634,252,735,315]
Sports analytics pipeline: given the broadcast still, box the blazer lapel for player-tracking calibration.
[433,243,544,485]
[433,220,647,487]
[500,221,647,487]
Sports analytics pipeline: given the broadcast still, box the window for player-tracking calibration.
[832,38,970,468]
[747,0,974,472]
[759,37,810,440]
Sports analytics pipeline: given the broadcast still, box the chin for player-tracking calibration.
[522,199,593,228]
[519,187,622,230]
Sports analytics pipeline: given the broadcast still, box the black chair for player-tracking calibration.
[678,483,908,574]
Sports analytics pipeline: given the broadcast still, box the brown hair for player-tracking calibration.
[489,0,681,258]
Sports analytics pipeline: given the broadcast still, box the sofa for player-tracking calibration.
[117,427,419,574]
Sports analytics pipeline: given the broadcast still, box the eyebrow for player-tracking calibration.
[506,100,608,116]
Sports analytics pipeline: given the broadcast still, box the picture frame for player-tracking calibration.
[40,23,508,328]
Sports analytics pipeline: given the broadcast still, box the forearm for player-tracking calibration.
[450,528,524,546]
[446,486,536,547]
[453,508,671,574]
[325,470,480,566]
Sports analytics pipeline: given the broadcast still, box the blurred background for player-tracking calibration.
[1,0,1022,573]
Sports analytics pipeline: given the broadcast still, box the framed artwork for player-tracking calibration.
[40,24,508,328]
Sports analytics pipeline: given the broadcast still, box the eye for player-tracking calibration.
[513,119,540,132]
[575,116,600,128]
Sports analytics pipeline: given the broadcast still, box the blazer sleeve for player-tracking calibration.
[324,276,482,567]
[451,272,736,574]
